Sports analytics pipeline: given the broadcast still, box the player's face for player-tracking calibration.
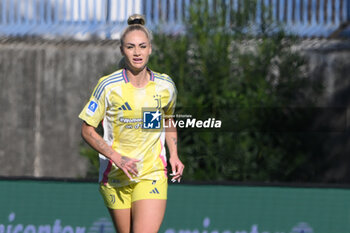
[121,30,152,72]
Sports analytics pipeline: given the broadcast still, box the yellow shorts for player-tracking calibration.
[99,178,168,209]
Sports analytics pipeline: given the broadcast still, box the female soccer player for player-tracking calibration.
[79,14,184,233]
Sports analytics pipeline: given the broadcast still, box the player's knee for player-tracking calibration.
[132,218,162,233]
[132,226,160,233]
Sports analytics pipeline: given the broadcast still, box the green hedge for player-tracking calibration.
[148,0,323,182]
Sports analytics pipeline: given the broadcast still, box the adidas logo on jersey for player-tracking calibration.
[149,188,160,194]
[118,102,132,110]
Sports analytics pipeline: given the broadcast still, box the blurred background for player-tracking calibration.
[1,0,350,232]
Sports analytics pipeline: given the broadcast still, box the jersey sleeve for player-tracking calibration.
[164,80,177,118]
[78,77,107,128]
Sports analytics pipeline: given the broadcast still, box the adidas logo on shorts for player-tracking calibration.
[149,188,160,194]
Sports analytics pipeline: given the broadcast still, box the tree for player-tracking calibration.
[148,0,323,182]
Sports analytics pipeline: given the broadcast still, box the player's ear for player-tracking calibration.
[120,46,125,55]
[149,44,152,55]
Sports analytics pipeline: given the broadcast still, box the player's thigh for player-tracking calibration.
[132,199,167,233]
[131,178,168,233]
[107,208,131,233]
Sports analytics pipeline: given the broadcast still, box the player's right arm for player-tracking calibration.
[79,74,138,180]
[81,121,139,179]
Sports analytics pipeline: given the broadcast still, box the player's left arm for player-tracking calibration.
[165,117,184,182]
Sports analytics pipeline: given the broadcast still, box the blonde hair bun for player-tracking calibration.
[127,14,146,25]
[121,14,151,46]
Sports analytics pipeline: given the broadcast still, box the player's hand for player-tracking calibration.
[114,156,140,180]
[169,156,184,183]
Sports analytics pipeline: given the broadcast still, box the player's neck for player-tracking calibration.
[126,67,150,88]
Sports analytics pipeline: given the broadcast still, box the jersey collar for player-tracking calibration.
[122,68,155,83]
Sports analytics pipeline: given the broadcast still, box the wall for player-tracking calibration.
[298,40,350,181]
[0,39,122,177]
[0,38,349,179]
